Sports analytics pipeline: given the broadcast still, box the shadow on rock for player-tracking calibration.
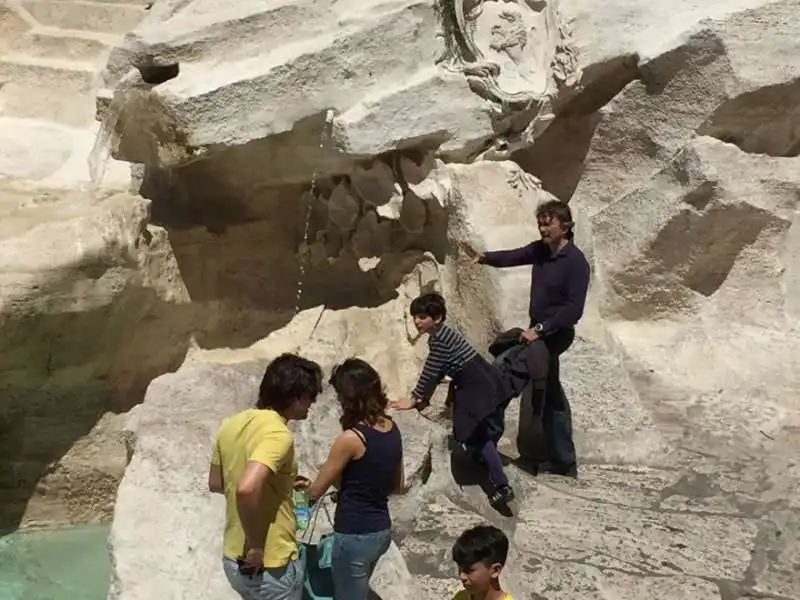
[0,285,191,532]
[138,141,450,351]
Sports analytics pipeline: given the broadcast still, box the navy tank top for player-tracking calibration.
[334,421,403,534]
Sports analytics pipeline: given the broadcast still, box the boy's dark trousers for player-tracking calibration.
[490,327,577,468]
[448,356,511,488]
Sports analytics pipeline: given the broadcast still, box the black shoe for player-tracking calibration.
[489,484,515,507]
[538,461,578,478]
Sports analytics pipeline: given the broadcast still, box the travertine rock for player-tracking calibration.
[520,0,800,206]
[0,183,189,529]
[4,1,799,599]
[512,0,800,480]
[99,0,580,174]
[105,152,799,600]
[0,0,150,186]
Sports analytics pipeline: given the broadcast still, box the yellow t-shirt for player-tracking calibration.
[210,408,298,568]
[451,592,513,600]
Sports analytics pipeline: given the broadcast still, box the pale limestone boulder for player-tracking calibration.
[0,183,189,529]
[99,0,580,175]
[111,326,795,600]
[0,0,145,186]
[583,135,800,464]
[94,5,800,599]
[560,0,774,72]
[522,0,800,208]
[107,290,438,600]
[105,158,692,600]
[591,136,799,324]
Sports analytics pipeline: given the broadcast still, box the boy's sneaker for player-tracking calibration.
[489,484,515,508]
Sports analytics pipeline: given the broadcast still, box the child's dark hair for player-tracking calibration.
[410,292,447,322]
[452,525,509,569]
[329,358,390,430]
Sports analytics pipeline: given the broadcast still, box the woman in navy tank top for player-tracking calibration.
[308,358,405,599]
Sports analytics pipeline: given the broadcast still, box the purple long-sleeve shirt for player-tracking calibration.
[481,240,590,333]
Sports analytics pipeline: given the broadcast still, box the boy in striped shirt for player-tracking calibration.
[391,293,515,508]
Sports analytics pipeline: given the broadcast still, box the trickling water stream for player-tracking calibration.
[87,72,151,196]
[294,109,336,315]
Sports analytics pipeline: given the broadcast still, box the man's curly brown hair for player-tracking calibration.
[329,358,390,430]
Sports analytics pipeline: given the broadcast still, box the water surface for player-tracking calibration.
[0,523,111,600]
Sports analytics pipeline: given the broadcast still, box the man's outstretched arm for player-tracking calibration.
[480,242,538,268]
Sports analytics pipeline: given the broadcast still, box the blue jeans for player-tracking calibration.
[331,529,392,600]
[222,556,304,600]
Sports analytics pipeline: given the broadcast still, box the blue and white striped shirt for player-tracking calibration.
[412,324,477,401]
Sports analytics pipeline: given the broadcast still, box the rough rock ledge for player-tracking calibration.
[1,0,797,599]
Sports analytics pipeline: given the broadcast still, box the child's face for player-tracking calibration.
[458,560,501,595]
[412,314,439,334]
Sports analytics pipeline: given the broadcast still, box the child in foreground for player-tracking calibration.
[451,525,513,600]
[390,293,514,508]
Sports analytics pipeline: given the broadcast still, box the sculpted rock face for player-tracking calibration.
[0,0,182,537]
[98,0,799,598]
[516,0,800,471]
[99,0,580,173]
[0,0,149,186]
[4,0,798,599]
[106,163,546,600]
[0,184,190,530]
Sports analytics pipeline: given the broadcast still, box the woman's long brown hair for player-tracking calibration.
[329,358,390,430]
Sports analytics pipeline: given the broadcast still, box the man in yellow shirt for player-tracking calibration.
[208,353,323,600]
[451,525,513,600]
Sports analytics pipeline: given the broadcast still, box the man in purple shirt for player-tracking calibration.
[461,199,590,477]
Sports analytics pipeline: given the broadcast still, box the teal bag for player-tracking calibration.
[299,495,335,600]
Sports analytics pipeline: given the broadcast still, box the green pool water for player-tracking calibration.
[0,523,111,600]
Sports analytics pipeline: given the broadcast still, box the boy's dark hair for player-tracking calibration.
[329,358,390,430]
[536,199,575,240]
[257,353,323,411]
[452,525,509,569]
[410,292,447,322]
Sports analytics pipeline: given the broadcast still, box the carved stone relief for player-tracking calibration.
[436,0,580,157]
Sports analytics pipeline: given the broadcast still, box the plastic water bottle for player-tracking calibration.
[294,488,310,532]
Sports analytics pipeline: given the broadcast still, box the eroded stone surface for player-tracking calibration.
[0,184,189,530]
[3,2,798,600]
[106,143,798,600]
[0,1,149,186]
[100,0,580,172]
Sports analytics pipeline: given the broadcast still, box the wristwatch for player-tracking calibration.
[533,322,545,334]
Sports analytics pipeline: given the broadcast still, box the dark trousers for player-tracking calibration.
[461,411,508,488]
[519,328,576,466]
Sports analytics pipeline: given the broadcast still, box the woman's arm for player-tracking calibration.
[392,451,409,495]
[308,431,360,503]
